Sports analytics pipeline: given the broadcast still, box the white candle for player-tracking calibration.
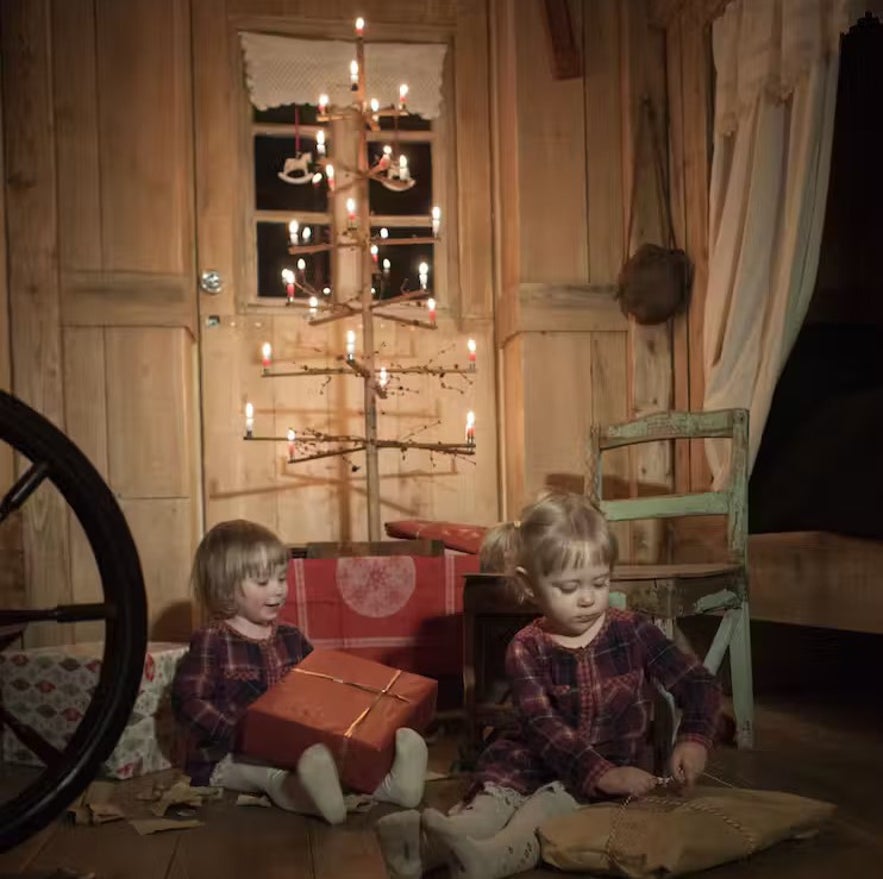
[382,258,391,278]
[281,268,295,301]
[465,410,475,446]
[288,219,299,245]
[316,129,326,156]
[418,261,429,290]
[378,367,389,388]
[346,329,356,362]
[431,206,441,238]
[309,295,318,316]
[398,154,410,181]
[350,60,359,89]
[399,83,409,109]
[287,427,296,461]
[245,402,255,439]
[318,93,329,114]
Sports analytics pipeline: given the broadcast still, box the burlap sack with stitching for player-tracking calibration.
[538,786,835,877]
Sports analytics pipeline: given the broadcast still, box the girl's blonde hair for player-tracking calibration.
[512,492,617,600]
[478,521,520,573]
[191,519,288,618]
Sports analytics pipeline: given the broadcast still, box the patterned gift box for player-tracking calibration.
[281,553,480,677]
[0,641,186,779]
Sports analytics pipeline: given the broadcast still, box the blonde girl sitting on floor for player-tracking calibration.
[376,492,721,878]
[172,519,428,824]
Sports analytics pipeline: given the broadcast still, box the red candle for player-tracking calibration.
[467,338,477,370]
[287,427,296,461]
[427,297,437,325]
[261,342,272,371]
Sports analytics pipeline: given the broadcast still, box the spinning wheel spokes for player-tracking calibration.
[0,390,147,852]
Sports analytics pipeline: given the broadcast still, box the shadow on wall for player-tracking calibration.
[150,601,195,643]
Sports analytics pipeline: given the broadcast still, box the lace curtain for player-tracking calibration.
[239,32,448,119]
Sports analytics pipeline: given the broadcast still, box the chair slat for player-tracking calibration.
[601,491,729,521]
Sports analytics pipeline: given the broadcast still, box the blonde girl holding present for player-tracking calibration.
[172,519,428,823]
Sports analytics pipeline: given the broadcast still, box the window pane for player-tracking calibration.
[371,227,435,300]
[254,135,329,212]
[368,142,433,216]
[257,222,332,299]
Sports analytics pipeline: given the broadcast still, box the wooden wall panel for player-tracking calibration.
[105,328,194,498]
[584,0,624,284]
[502,337,526,517]
[121,498,195,641]
[96,0,192,275]
[2,0,71,646]
[522,333,592,501]
[515,0,587,283]
[53,0,102,273]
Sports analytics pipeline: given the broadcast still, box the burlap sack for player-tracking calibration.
[539,786,835,877]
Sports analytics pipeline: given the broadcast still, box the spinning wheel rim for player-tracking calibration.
[0,390,147,851]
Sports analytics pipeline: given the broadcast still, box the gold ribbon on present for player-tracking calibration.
[292,666,412,771]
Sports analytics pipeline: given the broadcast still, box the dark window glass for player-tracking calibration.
[254,136,329,212]
[257,222,332,299]
[368,142,433,216]
[371,227,435,300]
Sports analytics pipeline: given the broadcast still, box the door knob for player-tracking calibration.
[199,270,223,294]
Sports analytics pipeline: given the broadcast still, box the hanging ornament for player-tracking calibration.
[278,106,316,185]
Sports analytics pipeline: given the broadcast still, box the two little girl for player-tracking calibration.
[173,495,720,879]
[171,519,427,824]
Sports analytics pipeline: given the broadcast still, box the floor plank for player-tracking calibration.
[1,690,881,878]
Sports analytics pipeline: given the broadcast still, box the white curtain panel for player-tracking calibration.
[239,32,448,119]
[702,0,882,484]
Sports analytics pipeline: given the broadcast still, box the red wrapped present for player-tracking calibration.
[238,648,437,793]
[281,554,480,676]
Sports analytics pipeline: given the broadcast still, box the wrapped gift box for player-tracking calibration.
[239,648,437,793]
[282,553,479,676]
[0,641,186,779]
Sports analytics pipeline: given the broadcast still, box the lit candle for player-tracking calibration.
[370,98,380,115]
[350,60,359,90]
[467,338,477,370]
[370,243,379,264]
[322,286,332,296]
[382,258,391,278]
[380,145,392,171]
[287,427,297,461]
[302,226,312,244]
[346,329,356,362]
[316,129,326,157]
[432,205,441,238]
[426,297,437,324]
[418,261,429,290]
[312,171,323,186]
[281,268,295,302]
[318,93,329,115]
[380,227,389,239]
[244,402,254,439]
[346,198,357,226]
[399,83,409,110]
[355,16,365,36]
[261,341,272,371]
[296,258,307,283]
[378,367,389,388]
[288,219,299,245]
[325,164,335,191]
[398,154,410,181]
[308,295,318,316]
[465,411,475,446]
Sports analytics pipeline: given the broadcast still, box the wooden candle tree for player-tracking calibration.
[244,17,477,541]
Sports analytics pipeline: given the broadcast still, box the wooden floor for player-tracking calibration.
[1,687,881,878]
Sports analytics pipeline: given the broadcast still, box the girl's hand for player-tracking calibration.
[669,741,708,787]
[596,766,658,797]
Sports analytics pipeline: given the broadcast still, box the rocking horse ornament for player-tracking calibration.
[278,151,314,185]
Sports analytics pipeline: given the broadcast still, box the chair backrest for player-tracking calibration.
[587,409,748,565]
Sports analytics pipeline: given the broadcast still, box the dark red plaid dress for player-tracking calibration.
[171,621,313,784]
[474,609,721,801]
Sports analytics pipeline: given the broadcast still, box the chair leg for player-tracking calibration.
[728,601,754,749]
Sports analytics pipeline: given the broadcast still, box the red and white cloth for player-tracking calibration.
[281,554,479,677]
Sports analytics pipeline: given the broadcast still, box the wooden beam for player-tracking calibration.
[542,0,582,79]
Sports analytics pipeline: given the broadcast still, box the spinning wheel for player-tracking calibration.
[0,391,147,852]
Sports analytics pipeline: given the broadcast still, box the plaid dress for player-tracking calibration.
[475,608,721,801]
[171,621,313,784]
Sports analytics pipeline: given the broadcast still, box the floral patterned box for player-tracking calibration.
[0,641,187,779]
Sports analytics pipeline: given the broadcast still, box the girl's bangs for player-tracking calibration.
[537,537,613,577]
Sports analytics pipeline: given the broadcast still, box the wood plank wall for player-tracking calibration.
[493,0,675,562]
[2,0,199,645]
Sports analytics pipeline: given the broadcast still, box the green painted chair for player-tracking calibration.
[588,408,754,748]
